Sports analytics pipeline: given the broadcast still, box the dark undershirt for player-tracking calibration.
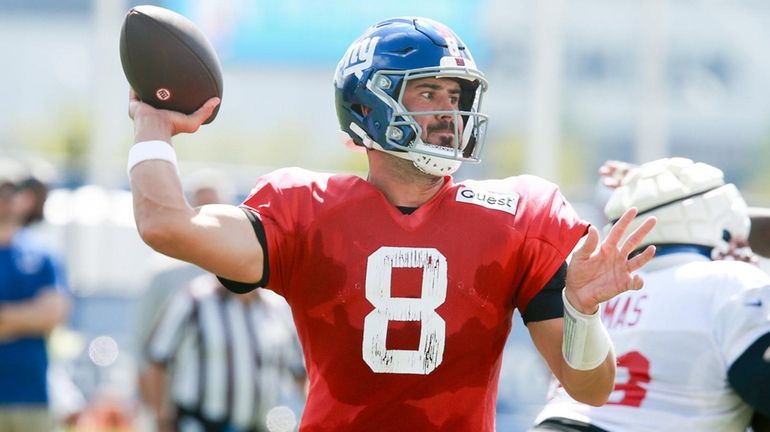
[522,262,567,325]
[219,207,567,325]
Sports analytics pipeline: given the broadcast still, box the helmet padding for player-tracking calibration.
[604,157,750,258]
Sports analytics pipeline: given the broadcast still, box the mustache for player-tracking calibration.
[427,120,456,135]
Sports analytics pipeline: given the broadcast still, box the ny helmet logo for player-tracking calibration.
[338,36,381,80]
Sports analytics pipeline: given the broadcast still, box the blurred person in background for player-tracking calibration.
[0,157,71,432]
[13,157,67,280]
[126,17,657,431]
[532,158,770,432]
[67,386,137,432]
[141,273,305,432]
[14,158,88,429]
[17,158,55,228]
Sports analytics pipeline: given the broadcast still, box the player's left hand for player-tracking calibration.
[565,207,656,314]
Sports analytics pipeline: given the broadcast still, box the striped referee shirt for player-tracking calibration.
[145,274,303,430]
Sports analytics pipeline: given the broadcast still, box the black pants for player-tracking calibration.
[529,417,610,432]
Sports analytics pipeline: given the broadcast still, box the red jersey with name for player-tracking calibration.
[240,167,588,432]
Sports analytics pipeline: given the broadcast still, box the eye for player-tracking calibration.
[420,91,433,100]
[449,95,460,106]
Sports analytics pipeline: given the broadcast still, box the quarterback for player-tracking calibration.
[126,17,656,431]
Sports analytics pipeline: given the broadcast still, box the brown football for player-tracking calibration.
[119,5,223,124]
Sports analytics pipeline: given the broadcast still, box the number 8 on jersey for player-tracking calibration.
[362,247,447,374]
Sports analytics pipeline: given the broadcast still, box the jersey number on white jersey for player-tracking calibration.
[362,247,447,374]
[607,351,651,407]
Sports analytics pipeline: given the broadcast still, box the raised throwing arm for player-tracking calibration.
[128,92,264,284]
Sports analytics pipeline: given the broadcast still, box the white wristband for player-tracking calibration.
[127,140,179,176]
[561,289,612,370]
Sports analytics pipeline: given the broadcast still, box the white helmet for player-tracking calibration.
[603,157,750,258]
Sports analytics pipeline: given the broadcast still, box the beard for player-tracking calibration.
[426,120,459,148]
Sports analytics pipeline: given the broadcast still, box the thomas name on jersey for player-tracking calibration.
[602,294,647,331]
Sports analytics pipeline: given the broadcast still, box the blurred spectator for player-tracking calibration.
[0,157,71,432]
[142,274,305,432]
[14,158,84,428]
[532,158,770,431]
[68,386,137,432]
[13,158,63,258]
[17,157,57,228]
[47,359,87,429]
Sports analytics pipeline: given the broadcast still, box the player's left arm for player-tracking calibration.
[728,331,770,418]
[751,410,770,432]
[528,316,615,406]
[529,207,656,406]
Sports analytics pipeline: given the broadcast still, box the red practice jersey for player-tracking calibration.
[240,167,588,432]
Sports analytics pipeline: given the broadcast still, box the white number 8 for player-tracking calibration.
[362,247,447,374]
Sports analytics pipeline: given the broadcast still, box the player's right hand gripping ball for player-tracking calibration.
[119,5,223,124]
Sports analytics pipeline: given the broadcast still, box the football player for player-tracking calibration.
[126,17,656,431]
[532,158,770,431]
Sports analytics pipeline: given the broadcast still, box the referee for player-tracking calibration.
[142,274,305,432]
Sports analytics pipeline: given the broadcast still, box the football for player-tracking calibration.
[119,5,223,124]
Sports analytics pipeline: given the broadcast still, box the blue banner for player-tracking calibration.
[161,0,486,66]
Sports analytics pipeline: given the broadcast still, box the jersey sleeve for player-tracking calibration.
[512,175,589,313]
[218,208,269,293]
[238,168,322,298]
[521,262,567,324]
[712,264,770,367]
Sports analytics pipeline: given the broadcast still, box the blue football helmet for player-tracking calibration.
[334,17,489,176]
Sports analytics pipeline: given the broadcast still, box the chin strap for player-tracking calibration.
[411,153,461,176]
[347,123,462,176]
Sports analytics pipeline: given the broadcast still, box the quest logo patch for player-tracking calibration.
[455,187,519,215]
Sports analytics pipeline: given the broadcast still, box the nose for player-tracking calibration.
[437,94,456,113]
[435,97,456,123]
